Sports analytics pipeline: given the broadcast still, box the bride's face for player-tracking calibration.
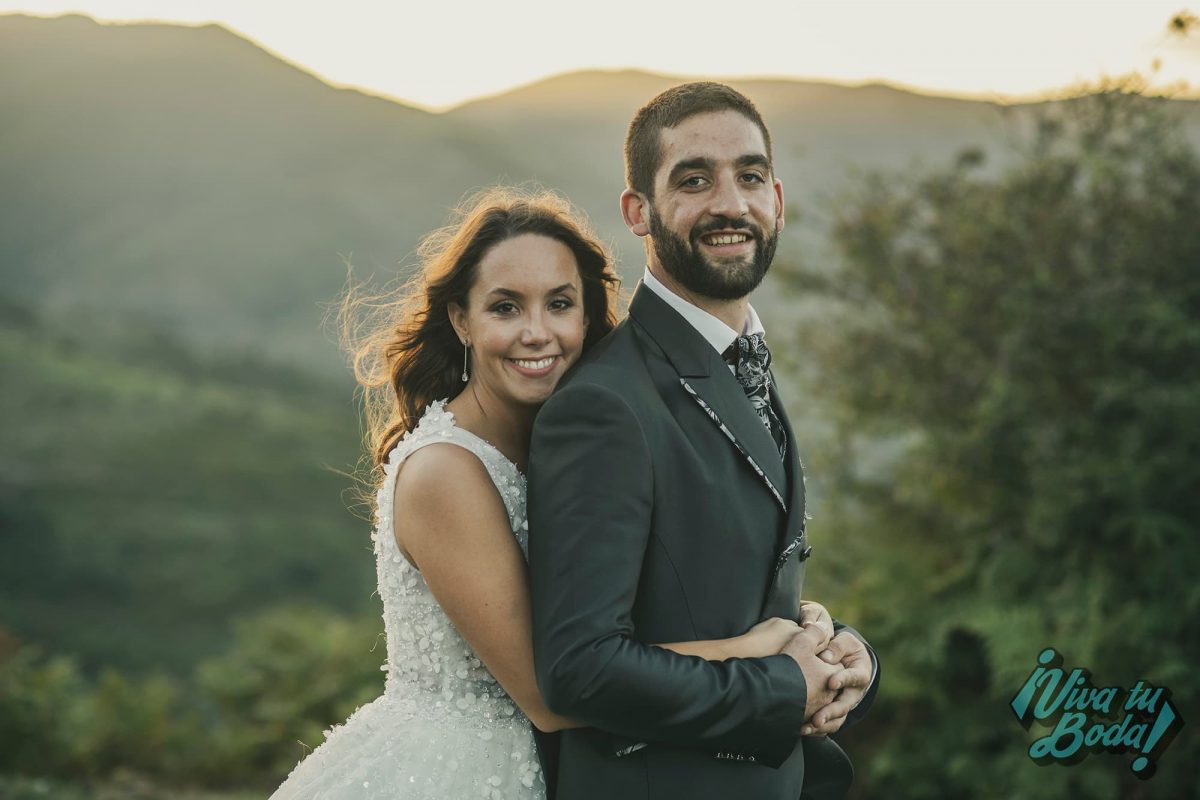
[450,233,588,410]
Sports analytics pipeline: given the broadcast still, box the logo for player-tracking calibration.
[1010,648,1183,778]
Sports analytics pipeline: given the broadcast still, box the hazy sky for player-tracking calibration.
[2,1,1197,109]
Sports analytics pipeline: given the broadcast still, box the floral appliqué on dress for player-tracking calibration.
[270,399,543,800]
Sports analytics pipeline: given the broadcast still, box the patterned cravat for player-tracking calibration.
[722,333,787,460]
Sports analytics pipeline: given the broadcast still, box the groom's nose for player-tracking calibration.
[706,173,750,220]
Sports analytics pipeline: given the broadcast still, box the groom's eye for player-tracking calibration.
[680,175,708,188]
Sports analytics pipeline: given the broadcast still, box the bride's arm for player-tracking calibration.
[394,444,825,734]
[654,617,808,661]
[394,443,581,733]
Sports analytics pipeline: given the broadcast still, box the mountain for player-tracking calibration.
[448,70,1015,231]
[6,13,1197,376]
[0,13,538,370]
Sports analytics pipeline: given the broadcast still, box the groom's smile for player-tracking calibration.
[695,221,761,259]
[698,230,753,249]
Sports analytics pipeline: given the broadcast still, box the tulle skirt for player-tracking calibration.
[270,692,545,799]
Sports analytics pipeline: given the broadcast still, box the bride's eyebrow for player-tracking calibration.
[486,284,577,300]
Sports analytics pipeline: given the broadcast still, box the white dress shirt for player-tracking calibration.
[641,266,765,356]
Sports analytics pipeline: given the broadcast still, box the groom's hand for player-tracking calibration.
[801,631,873,736]
[798,600,834,645]
[780,626,842,722]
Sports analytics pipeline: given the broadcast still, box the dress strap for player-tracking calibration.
[373,400,525,559]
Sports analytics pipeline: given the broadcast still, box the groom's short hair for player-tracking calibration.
[624,81,774,199]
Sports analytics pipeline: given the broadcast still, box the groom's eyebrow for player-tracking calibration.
[666,153,771,185]
[667,157,713,185]
[736,153,771,171]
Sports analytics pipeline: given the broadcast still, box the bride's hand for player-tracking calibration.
[739,617,803,657]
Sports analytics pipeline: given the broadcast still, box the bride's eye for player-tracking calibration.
[549,297,575,312]
[491,300,518,315]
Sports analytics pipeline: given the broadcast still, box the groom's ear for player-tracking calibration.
[774,177,786,233]
[620,189,651,238]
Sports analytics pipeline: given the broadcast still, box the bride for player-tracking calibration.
[270,188,822,799]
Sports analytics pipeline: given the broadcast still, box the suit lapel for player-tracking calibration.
[774,376,808,550]
[628,283,788,512]
[760,375,814,618]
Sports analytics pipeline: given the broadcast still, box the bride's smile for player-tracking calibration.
[507,354,562,377]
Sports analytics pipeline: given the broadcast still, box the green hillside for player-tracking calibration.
[0,303,370,673]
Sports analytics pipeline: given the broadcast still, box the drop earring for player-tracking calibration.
[461,341,470,383]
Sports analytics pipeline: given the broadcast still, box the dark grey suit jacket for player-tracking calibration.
[528,283,877,800]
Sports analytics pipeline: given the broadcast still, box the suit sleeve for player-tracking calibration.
[829,622,880,731]
[528,381,809,767]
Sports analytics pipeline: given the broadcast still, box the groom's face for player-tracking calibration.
[645,110,784,301]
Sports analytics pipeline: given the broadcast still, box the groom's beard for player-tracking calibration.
[647,209,778,301]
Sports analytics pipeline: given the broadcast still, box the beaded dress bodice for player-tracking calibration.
[372,399,528,724]
[269,399,543,799]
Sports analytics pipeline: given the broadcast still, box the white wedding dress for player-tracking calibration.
[271,400,545,799]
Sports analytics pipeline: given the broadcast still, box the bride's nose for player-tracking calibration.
[520,310,552,347]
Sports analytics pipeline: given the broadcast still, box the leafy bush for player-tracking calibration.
[193,606,384,786]
[792,85,1199,798]
[0,646,93,776]
[0,606,384,790]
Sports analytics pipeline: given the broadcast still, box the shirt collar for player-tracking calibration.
[642,266,765,355]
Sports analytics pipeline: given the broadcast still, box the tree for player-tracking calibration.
[788,85,1200,798]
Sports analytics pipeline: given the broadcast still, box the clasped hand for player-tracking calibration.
[782,601,871,737]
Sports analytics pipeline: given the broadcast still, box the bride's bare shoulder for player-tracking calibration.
[393,441,495,506]
[391,442,509,561]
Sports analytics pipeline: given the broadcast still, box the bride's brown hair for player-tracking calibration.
[341,187,621,477]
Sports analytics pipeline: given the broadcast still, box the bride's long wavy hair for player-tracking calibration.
[340,187,622,482]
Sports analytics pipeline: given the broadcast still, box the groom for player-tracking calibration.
[528,82,878,799]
